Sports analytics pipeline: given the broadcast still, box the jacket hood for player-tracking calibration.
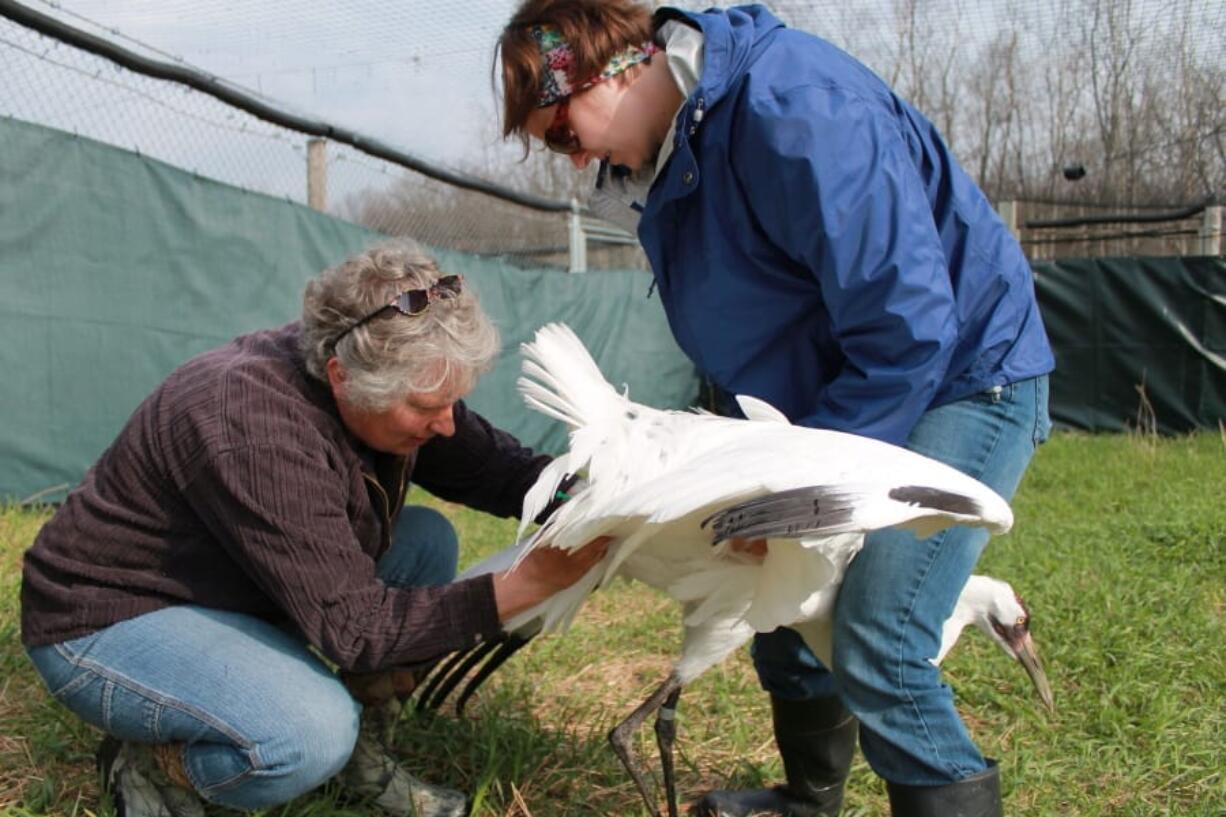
[655,4,785,110]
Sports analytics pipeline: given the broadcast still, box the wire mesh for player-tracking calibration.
[0,11,588,268]
[2,0,1223,262]
[1,19,311,201]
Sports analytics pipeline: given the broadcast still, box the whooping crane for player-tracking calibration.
[419,323,1051,817]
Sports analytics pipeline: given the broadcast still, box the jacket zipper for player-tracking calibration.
[362,457,410,559]
[362,472,392,557]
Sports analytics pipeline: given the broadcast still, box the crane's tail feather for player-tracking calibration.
[520,381,585,428]
[517,323,620,430]
[702,483,1003,542]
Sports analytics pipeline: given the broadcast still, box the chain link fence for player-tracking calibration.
[0,5,644,271]
[2,0,1223,263]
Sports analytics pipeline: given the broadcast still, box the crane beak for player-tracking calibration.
[1014,632,1055,713]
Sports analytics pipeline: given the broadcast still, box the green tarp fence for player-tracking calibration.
[0,118,698,502]
[3,117,1223,502]
[1033,256,1226,434]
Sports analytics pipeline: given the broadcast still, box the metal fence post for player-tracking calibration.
[307,138,327,212]
[1200,205,1223,256]
[568,198,587,273]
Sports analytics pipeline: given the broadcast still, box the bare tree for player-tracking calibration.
[336,117,598,263]
[879,0,964,147]
[963,31,1026,198]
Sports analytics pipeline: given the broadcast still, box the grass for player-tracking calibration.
[2,431,1224,816]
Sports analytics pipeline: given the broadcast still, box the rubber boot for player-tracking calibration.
[885,760,1002,817]
[690,694,858,817]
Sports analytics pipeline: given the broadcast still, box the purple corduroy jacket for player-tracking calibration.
[21,322,549,672]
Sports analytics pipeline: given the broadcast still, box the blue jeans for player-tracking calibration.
[26,505,459,810]
[752,376,1051,786]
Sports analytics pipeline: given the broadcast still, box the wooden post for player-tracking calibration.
[1200,205,1222,256]
[307,138,327,212]
[997,200,1020,240]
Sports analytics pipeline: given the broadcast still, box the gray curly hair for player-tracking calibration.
[301,240,499,411]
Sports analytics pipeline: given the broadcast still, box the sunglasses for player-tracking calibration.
[331,275,463,348]
[544,96,583,155]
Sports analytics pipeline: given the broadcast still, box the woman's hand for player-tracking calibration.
[492,536,612,621]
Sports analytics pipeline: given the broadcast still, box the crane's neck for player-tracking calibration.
[935,576,997,664]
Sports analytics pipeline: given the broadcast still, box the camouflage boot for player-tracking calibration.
[96,737,206,817]
[339,697,469,817]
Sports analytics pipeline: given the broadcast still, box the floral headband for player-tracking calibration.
[530,24,660,108]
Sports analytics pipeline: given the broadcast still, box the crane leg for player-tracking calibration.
[415,647,478,713]
[455,634,534,715]
[608,672,683,817]
[653,686,684,817]
[423,639,502,711]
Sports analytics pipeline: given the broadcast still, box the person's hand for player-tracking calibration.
[519,535,612,593]
[492,536,613,621]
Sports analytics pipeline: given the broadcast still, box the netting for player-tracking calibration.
[0,5,593,267]
[2,0,1223,261]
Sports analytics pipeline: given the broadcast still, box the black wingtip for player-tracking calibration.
[887,486,982,516]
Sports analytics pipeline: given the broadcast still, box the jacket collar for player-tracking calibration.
[653,4,786,115]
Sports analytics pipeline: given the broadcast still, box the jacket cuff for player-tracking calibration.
[448,573,504,646]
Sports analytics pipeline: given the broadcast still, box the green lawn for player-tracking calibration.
[2,431,1224,816]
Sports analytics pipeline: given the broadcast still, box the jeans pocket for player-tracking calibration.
[27,641,123,735]
[27,636,98,698]
[33,646,154,739]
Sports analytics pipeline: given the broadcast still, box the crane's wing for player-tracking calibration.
[555,447,1009,555]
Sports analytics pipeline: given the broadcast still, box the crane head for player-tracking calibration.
[939,576,1054,712]
[975,580,1055,713]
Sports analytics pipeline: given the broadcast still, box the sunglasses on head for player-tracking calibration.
[331,274,463,348]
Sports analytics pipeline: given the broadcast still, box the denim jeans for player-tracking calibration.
[752,376,1051,786]
[26,505,459,810]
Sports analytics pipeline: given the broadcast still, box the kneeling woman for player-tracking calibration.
[21,241,606,817]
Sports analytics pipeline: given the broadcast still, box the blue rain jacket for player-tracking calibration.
[638,5,1054,445]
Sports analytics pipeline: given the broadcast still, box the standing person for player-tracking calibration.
[496,3,1054,816]
[21,240,607,817]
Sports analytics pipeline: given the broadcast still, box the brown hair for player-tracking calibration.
[496,0,654,150]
